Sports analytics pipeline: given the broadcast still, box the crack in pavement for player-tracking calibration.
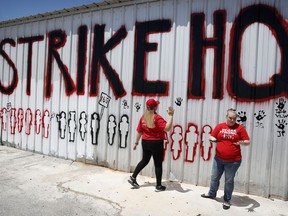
[57,180,123,215]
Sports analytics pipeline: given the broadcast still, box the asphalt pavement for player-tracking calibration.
[0,145,287,216]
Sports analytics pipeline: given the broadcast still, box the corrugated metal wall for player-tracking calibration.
[0,0,287,200]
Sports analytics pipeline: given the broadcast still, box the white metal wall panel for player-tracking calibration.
[0,0,288,200]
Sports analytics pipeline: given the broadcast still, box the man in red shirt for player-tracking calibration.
[201,108,250,210]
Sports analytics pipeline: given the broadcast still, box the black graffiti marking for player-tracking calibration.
[175,97,183,106]
[237,111,247,124]
[122,99,129,109]
[133,20,171,96]
[275,98,287,117]
[18,35,44,95]
[188,10,226,99]
[45,30,76,98]
[0,39,18,95]
[90,25,127,98]
[275,119,287,137]
[229,4,288,101]
[254,110,266,128]
[1,5,288,101]
[134,103,141,112]
[276,98,286,111]
[254,110,266,121]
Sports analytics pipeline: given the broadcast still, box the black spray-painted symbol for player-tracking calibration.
[276,98,286,113]
[122,99,129,109]
[175,97,183,106]
[254,110,266,128]
[237,111,247,125]
[134,103,141,112]
[274,98,287,137]
[275,98,287,118]
[275,119,287,137]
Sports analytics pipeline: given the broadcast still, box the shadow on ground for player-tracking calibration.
[138,180,192,193]
[214,195,260,212]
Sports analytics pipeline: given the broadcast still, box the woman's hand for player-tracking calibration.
[233,141,241,146]
[133,143,138,150]
[234,140,250,146]
[209,136,218,143]
[167,106,174,116]
[164,107,175,132]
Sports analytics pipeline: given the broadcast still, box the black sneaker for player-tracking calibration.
[201,193,215,199]
[155,185,166,192]
[128,176,139,188]
[223,201,231,210]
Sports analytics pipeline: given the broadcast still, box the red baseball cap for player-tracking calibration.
[146,98,160,108]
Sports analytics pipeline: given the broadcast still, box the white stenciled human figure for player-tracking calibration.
[10,108,17,134]
[201,125,213,160]
[35,109,42,134]
[163,133,169,160]
[25,108,33,135]
[43,110,50,138]
[171,125,183,160]
[17,108,24,133]
[107,115,116,145]
[185,124,198,162]
[56,112,66,139]
[119,115,129,148]
[90,112,100,145]
[1,108,8,131]
[79,111,87,141]
[68,111,77,142]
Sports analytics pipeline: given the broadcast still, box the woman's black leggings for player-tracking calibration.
[132,140,164,186]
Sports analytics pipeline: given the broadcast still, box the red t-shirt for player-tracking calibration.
[211,122,250,161]
[137,114,167,140]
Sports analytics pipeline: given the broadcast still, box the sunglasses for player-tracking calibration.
[227,108,236,112]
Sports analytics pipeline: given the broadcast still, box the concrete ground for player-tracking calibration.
[0,145,287,216]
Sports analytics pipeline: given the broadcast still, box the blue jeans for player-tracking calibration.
[208,156,241,201]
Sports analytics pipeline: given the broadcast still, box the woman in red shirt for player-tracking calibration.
[201,108,250,209]
[128,98,174,192]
